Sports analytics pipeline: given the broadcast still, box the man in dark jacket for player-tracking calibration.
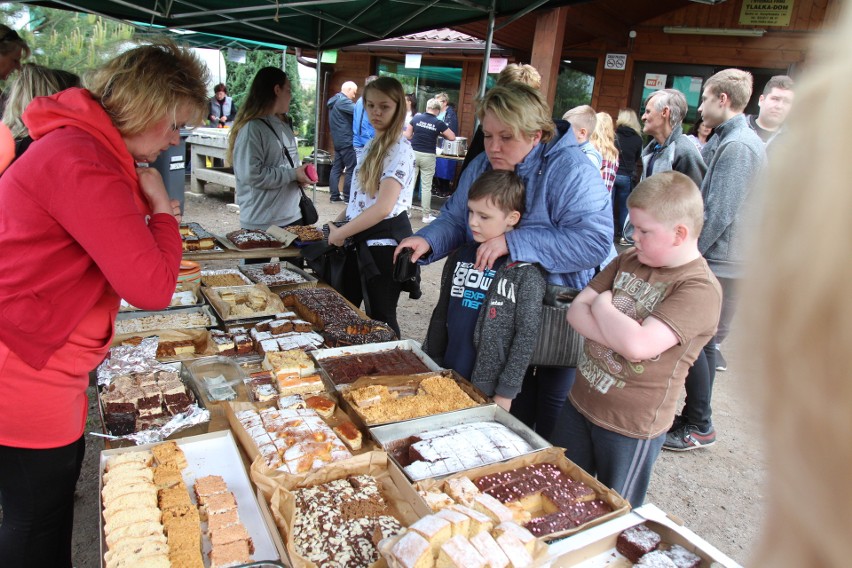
[327,81,357,202]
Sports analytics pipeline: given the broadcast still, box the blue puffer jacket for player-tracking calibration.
[417,120,613,288]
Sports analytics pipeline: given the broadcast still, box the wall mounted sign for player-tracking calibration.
[739,0,794,26]
[605,53,627,71]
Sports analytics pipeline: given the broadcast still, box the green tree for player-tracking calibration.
[552,68,594,119]
[2,4,134,80]
[224,49,282,109]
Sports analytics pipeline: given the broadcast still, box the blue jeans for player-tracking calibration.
[552,401,665,507]
[329,145,356,200]
[612,174,633,239]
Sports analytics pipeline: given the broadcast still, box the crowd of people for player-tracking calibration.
[2,6,850,564]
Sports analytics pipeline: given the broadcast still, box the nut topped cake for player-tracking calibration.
[291,475,403,568]
[345,375,478,424]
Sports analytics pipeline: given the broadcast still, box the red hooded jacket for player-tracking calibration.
[0,88,182,370]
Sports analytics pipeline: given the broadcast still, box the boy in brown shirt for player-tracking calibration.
[551,171,722,507]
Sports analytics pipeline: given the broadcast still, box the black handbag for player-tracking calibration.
[529,284,585,368]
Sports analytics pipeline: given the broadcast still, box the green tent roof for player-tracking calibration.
[20,0,578,50]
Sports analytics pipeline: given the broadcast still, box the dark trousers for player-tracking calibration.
[339,245,403,337]
[510,366,575,440]
[715,276,739,346]
[681,341,716,430]
[612,174,633,239]
[0,436,86,568]
[552,401,665,507]
[329,145,356,200]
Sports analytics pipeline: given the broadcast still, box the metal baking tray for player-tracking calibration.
[239,261,318,291]
[114,304,217,334]
[369,405,551,481]
[310,339,442,390]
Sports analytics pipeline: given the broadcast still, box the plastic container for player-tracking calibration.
[187,356,246,402]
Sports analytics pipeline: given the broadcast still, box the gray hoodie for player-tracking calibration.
[698,113,767,279]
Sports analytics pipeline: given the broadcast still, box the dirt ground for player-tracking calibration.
[68,182,765,567]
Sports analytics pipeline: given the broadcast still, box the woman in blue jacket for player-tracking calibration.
[397,83,613,439]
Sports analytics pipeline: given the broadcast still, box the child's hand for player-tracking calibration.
[474,234,509,271]
[493,395,512,412]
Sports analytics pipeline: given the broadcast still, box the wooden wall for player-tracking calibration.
[568,0,842,118]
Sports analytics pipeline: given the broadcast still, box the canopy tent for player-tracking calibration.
[20,0,579,51]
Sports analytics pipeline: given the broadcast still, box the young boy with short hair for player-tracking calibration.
[424,170,546,411]
[551,171,722,506]
[562,105,602,169]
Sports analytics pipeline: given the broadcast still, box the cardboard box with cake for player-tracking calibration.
[339,370,490,428]
[264,450,422,568]
[369,405,551,483]
[99,431,286,568]
[310,339,441,390]
[547,503,742,567]
[203,283,287,323]
[414,447,630,544]
[113,328,219,362]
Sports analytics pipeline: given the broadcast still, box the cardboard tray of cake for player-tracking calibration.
[310,339,443,391]
[119,282,204,312]
[546,503,743,567]
[215,226,298,252]
[202,283,288,323]
[263,450,422,568]
[226,400,377,493]
[114,304,217,335]
[98,430,286,568]
[369,405,551,483]
[180,221,225,253]
[414,446,630,543]
[339,369,492,429]
[112,328,219,363]
[239,261,318,292]
[97,361,212,447]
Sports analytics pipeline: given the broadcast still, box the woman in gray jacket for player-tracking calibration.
[227,67,311,231]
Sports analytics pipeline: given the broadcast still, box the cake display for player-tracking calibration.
[226,228,282,249]
[344,375,478,425]
[284,224,323,242]
[280,288,360,328]
[617,524,662,562]
[291,475,404,568]
[201,269,253,288]
[180,222,218,252]
[100,370,196,435]
[114,310,213,335]
[318,348,432,386]
[322,318,397,347]
[387,421,534,481]
[207,285,286,321]
[194,475,254,567]
[234,407,352,474]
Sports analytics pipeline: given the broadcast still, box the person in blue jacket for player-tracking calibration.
[396,83,613,440]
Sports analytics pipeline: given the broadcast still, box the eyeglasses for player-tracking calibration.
[170,122,197,133]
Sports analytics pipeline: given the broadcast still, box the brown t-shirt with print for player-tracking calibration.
[568,249,722,439]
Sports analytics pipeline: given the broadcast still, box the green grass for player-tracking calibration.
[298,146,314,160]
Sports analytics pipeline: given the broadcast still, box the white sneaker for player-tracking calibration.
[422,214,436,224]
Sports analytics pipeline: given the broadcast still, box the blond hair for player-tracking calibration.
[703,68,753,112]
[476,84,555,144]
[85,41,208,137]
[627,171,703,236]
[358,77,407,198]
[2,64,79,139]
[744,6,852,565]
[591,112,618,163]
[562,105,597,137]
[617,108,642,136]
[496,64,541,89]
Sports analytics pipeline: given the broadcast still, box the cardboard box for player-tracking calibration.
[339,369,490,428]
[415,446,630,542]
[547,503,743,567]
[265,451,422,568]
[203,283,287,323]
[98,430,286,567]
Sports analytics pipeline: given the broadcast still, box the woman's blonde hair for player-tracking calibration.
[591,112,618,163]
[496,63,541,89]
[475,83,555,144]
[616,108,642,136]
[85,40,208,137]
[227,67,288,162]
[2,64,79,139]
[744,5,852,565]
[358,76,406,198]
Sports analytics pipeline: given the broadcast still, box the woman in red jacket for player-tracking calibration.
[0,42,208,567]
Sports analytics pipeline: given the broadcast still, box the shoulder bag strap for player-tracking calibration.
[259,119,295,168]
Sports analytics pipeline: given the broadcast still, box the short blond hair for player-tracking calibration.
[85,41,209,137]
[704,68,753,112]
[476,83,555,143]
[496,64,541,89]
[562,105,597,136]
[627,171,704,235]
